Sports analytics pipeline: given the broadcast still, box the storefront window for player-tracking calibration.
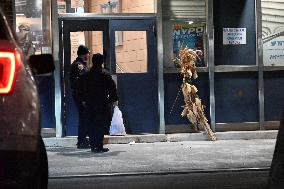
[80,0,154,71]
[262,0,284,66]
[15,0,51,58]
[66,0,156,14]
[115,31,147,73]
[70,32,86,63]
[15,0,42,57]
[261,1,284,123]
[62,0,156,69]
[89,0,156,14]
[162,0,206,69]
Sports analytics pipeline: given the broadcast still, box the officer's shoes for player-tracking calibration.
[91,148,109,153]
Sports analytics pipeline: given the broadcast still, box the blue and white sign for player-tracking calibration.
[223,28,246,45]
[263,36,284,66]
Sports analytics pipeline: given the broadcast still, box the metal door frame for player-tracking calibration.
[109,19,159,133]
[57,13,164,136]
[59,18,109,136]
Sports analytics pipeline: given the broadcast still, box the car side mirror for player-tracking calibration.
[28,54,55,75]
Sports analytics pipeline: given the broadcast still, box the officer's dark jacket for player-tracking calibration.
[70,57,89,90]
[77,67,118,113]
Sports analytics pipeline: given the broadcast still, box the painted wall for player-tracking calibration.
[214,0,256,65]
[164,73,210,125]
[264,71,284,121]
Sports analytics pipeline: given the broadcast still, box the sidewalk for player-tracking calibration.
[46,132,277,178]
[44,130,278,147]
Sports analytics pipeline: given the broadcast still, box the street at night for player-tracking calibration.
[47,139,275,189]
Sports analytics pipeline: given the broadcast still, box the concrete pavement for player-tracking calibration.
[44,130,278,147]
[47,138,276,178]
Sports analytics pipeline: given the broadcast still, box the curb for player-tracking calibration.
[43,130,278,147]
[49,167,270,179]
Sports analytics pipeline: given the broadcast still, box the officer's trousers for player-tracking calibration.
[74,98,89,145]
[88,113,109,150]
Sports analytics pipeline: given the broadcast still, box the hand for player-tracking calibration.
[195,50,203,56]
[113,101,118,107]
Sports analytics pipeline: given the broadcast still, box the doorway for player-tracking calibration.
[59,16,158,136]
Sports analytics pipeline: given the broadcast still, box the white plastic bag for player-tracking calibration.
[109,106,126,136]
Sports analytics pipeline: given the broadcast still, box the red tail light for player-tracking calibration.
[0,52,16,94]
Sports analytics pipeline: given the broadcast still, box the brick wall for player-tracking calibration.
[121,0,155,13]
[92,31,103,55]
[115,31,147,73]
[90,0,155,13]
[0,0,14,27]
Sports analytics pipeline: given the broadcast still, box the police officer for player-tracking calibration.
[17,23,35,58]
[78,53,118,153]
[70,45,90,149]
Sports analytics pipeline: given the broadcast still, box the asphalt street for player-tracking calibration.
[48,169,269,189]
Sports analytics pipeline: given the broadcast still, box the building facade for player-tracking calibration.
[2,0,284,137]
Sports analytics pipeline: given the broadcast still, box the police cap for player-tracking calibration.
[77,45,90,56]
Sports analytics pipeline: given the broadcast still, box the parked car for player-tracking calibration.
[0,7,54,189]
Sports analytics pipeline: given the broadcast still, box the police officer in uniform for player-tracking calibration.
[17,23,35,59]
[70,45,90,149]
[78,53,118,153]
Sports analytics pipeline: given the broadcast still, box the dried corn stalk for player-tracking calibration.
[176,48,216,141]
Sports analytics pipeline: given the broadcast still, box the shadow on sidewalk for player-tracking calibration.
[47,147,126,158]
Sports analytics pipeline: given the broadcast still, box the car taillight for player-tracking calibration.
[0,52,16,94]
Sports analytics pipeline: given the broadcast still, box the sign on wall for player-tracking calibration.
[57,1,66,13]
[263,36,284,66]
[173,24,205,67]
[223,28,246,45]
